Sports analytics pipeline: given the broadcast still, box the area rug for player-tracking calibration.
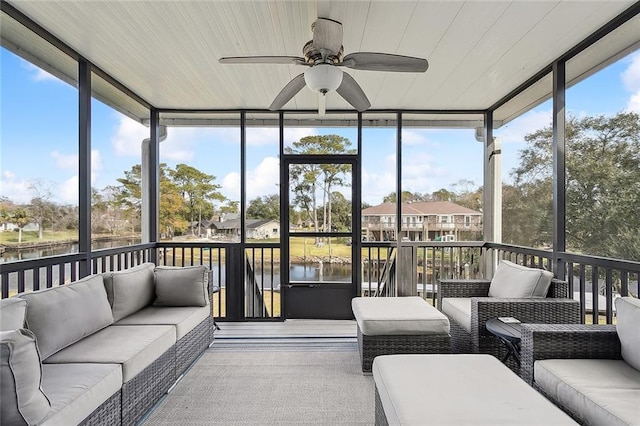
[143,342,374,425]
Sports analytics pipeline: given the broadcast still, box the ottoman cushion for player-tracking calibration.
[352,297,449,336]
[374,354,577,425]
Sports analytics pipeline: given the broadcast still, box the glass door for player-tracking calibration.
[281,154,358,319]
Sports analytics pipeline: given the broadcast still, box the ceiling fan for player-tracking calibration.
[219,18,429,114]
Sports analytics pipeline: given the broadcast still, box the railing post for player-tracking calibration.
[552,59,567,281]
[78,59,92,278]
[225,246,245,321]
[397,246,416,296]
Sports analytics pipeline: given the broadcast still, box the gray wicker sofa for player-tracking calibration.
[437,259,580,367]
[1,263,214,426]
[520,297,640,426]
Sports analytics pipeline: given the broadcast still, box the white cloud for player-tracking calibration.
[622,53,640,113]
[161,127,197,162]
[627,92,640,114]
[495,109,551,144]
[361,150,449,205]
[51,151,77,170]
[91,150,103,172]
[0,171,32,204]
[221,172,240,201]
[621,52,640,93]
[112,114,150,156]
[22,60,60,83]
[49,150,102,179]
[220,156,280,201]
[58,176,79,204]
[402,129,432,146]
[283,128,317,146]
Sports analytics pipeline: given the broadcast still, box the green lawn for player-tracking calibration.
[0,230,78,244]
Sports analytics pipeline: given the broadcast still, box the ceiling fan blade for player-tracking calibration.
[336,73,370,112]
[341,52,428,72]
[269,73,306,110]
[312,18,343,56]
[219,56,307,66]
[318,93,326,116]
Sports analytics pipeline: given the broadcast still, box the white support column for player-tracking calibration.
[481,111,501,278]
[141,125,166,243]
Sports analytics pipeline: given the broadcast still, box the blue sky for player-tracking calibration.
[2,47,639,208]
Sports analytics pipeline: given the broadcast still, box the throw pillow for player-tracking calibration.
[103,263,156,321]
[153,265,209,307]
[19,275,114,359]
[615,297,640,371]
[0,298,27,331]
[0,329,51,425]
[488,260,553,298]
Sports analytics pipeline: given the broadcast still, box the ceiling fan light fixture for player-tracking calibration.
[304,64,343,94]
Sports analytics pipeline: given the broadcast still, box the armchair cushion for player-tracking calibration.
[103,263,156,321]
[440,298,472,333]
[615,297,640,371]
[0,329,51,425]
[0,298,26,331]
[488,260,553,298]
[153,265,209,307]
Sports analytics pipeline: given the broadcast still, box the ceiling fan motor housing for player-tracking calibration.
[304,64,343,94]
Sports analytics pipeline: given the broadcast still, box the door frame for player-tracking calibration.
[280,153,361,319]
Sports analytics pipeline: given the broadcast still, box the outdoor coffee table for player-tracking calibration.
[486,317,522,365]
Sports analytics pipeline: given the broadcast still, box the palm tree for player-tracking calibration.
[12,208,31,243]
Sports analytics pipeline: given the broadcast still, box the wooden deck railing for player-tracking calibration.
[2,241,638,324]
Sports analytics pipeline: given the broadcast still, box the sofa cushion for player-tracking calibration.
[40,363,122,426]
[19,275,114,359]
[103,263,156,321]
[0,298,26,331]
[352,297,449,335]
[373,354,576,425]
[535,358,640,426]
[488,260,553,298]
[615,296,640,371]
[115,306,210,340]
[0,329,51,426]
[44,325,175,382]
[153,265,209,307]
[440,298,472,333]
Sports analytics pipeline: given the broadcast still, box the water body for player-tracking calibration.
[1,239,138,263]
[1,241,353,294]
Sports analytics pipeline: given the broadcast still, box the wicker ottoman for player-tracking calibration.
[351,296,450,373]
[373,354,577,425]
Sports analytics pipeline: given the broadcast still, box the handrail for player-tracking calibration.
[2,240,637,324]
[245,256,268,318]
[376,247,396,296]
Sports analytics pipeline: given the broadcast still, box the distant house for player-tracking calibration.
[2,222,39,232]
[195,217,280,240]
[246,219,280,239]
[361,201,482,242]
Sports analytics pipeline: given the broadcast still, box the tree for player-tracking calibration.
[12,208,31,243]
[170,164,225,235]
[220,200,239,215]
[28,179,55,239]
[382,191,429,203]
[159,164,188,238]
[117,165,143,234]
[285,135,354,236]
[247,194,280,220]
[503,111,640,260]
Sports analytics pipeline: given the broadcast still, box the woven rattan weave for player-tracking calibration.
[357,324,450,373]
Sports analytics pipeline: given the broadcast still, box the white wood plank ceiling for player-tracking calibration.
[3,0,639,127]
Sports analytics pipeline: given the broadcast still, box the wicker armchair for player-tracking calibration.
[520,323,621,385]
[436,278,581,366]
[519,323,639,425]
